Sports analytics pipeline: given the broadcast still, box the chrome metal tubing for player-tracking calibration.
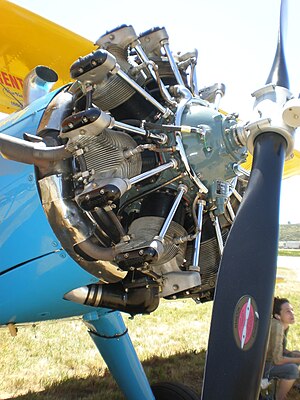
[192,200,205,268]
[129,159,177,185]
[134,43,173,103]
[161,41,185,87]
[209,212,224,254]
[233,189,242,202]
[214,91,223,110]
[39,173,125,282]
[226,200,236,221]
[116,69,171,118]
[113,120,165,142]
[159,184,187,239]
[190,61,199,96]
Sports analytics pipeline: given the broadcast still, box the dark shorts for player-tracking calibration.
[264,362,299,380]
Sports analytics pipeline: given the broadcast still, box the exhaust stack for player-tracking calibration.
[23,65,58,107]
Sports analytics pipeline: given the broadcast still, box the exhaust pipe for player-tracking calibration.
[23,65,58,107]
[0,133,71,167]
[64,280,160,315]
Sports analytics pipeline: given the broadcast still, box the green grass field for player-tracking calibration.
[278,249,300,257]
[1,264,300,400]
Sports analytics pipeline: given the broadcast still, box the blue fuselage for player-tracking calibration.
[0,91,100,325]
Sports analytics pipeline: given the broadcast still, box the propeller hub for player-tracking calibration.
[245,84,295,158]
[282,98,300,128]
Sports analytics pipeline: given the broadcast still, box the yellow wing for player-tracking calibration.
[1,1,299,179]
[0,0,95,113]
[242,149,300,179]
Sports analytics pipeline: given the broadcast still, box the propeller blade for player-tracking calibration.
[201,132,286,400]
[266,0,289,89]
[201,1,290,398]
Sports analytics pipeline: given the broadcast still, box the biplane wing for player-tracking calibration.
[242,148,300,178]
[0,0,94,113]
[3,1,298,179]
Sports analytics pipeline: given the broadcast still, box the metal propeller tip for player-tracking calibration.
[266,0,289,89]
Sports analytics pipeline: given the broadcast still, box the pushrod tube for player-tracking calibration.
[129,159,177,185]
[159,184,187,239]
[192,200,205,268]
[116,69,171,118]
[209,212,224,254]
[162,41,185,86]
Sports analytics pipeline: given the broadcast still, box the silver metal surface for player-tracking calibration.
[232,189,243,203]
[209,212,224,254]
[247,84,295,158]
[134,43,173,103]
[39,174,126,283]
[116,69,171,118]
[159,184,187,239]
[160,271,201,297]
[113,120,166,142]
[60,110,114,141]
[23,66,58,107]
[226,200,236,221]
[38,89,74,133]
[39,174,94,244]
[129,159,177,185]
[63,286,89,303]
[161,41,185,87]
[192,200,205,269]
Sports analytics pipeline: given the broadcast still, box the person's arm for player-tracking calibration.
[274,354,300,365]
[283,349,300,358]
[272,323,300,365]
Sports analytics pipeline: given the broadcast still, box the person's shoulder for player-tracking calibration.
[271,318,281,326]
[270,318,283,333]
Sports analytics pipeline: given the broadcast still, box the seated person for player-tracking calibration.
[264,297,300,400]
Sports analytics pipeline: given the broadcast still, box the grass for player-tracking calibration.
[278,249,300,257]
[0,264,300,400]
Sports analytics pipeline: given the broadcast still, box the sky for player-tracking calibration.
[6,0,300,224]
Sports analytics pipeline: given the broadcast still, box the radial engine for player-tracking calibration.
[2,25,252,315]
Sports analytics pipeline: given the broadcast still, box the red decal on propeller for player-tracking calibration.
[233,295,259,351]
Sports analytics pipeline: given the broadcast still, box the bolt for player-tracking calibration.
[124,253,129,259]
